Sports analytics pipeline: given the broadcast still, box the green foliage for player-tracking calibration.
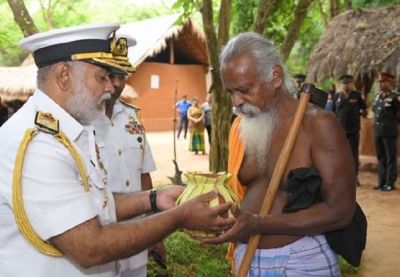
[171,0,198,18]
[0,0,175,66]
[263,2,296,45]
[286,1,327,76]
[231,0,257,34]
[0,1,27,66]
[147,231,233,277]
[339,256,360,276]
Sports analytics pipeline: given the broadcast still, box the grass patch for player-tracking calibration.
[147,231,232,277]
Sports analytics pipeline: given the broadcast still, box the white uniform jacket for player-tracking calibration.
[0,90,117,277]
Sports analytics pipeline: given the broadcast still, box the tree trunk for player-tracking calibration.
[329,0,340,19]
[38,0,53,30]
[252,0,278,34]
[344,0,352,10]
[7,0,39,37]
[201,0,232,172]
[280,0,313,61]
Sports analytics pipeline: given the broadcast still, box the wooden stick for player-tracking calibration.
[237,86,311,277]
[172,79,179,162]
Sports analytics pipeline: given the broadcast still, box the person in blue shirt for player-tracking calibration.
[175,94,192,139]
[325,84,336,111]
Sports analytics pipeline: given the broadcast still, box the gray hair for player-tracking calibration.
[37,61,85,89]
[219,32,293,92]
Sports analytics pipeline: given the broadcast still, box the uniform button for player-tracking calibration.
[103,178,108,185]
[103,195,109,207]
[111,121,115,127]
[125,180,130,186]
[137,136,143,143]
[118,149,122,156]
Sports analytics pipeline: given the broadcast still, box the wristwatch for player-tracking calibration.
[149,188,159,213]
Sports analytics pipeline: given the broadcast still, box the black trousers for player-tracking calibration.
[374,136,398,187]
[205,124,211,144]
[346,132,360,176]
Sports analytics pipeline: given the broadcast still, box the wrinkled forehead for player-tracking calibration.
[221,54,255,79]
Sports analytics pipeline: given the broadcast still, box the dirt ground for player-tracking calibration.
[146,131,400,277]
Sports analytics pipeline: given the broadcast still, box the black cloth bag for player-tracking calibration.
[282,167,367,267]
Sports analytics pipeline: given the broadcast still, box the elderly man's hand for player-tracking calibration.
[195,203,260,244]
[177,191,236,236]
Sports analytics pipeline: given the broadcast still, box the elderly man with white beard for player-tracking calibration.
[200,32,356,277]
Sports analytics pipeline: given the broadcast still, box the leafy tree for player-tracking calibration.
[6,0,39,37]
[279,0,313,61]
[0,0,174,67]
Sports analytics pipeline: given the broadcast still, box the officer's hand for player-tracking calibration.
[156,185,185,211]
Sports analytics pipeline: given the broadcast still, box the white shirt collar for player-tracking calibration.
[32,89,84,142]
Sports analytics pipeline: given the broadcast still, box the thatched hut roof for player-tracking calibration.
[307,5,400,88]
[0,65,37,102]
[119,14,208,67]
[0,64,137,102]
[0,14,207,102]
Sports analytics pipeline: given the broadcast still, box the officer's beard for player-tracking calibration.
[67,80,110,125]
[236,103,278,172]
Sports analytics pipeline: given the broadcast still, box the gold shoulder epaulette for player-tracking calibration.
[120,100,140,111]
[35,111,59,134]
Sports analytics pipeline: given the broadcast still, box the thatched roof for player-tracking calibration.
[307,5,400,85]
[0,64,137,102]
[0,15,207,102]
[119,14,208,67]
[0,65,37,102]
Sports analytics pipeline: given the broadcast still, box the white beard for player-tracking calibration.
[67,84,110,125]
[238,104,277,171]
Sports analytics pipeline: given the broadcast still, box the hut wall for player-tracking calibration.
[360,118,400,157]
[126,62,207,132]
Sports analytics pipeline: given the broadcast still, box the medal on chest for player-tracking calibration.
[125,113,145,134]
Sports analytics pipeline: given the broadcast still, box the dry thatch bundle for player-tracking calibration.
[307,5,400,89]
[119,14,209,68]
[0,65,137,103]
[0,65,37,102]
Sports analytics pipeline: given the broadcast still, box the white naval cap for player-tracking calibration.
[19,22,135,75]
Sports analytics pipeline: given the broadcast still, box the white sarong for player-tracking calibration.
[234,235,340,277]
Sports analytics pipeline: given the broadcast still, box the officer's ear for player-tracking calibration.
[54,62,73,91]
